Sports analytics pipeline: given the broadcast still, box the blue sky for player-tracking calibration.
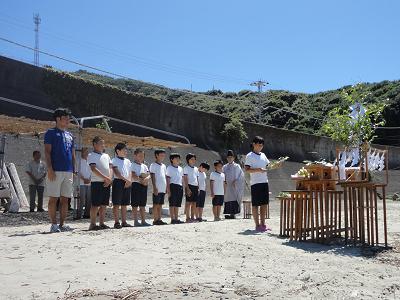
[1,0,399,93]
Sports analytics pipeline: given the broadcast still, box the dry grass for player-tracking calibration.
[0,115,189,149]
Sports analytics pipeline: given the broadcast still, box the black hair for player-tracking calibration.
[227,150,234,157]
[252,136,264,144]
[170,153,181,162]
[115,142,127,154]
[199,162,210,170]
[250,136,264,150]
[134,148,145,155]
[53,108,71,121]
[186,153,196,163]
[32,150,40,156]
[154,148,166,156]
[92,136,104,145]
[213,160,223,167]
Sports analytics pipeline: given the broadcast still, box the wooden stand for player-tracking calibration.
[242,200,270,219]
[279,190,344,242]
[339,181,388,247]
[243,200,252,219]
[279,184,388,247]
[279,145,389,247]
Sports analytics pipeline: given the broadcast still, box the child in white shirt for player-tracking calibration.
[149,149,167,225]
[196,162,210,222]
[210,160,226,221]
[183,153,199,222]
[87,136,113,231]
[111,143,132,229]
[166,153,184,224]
[131,148,151,226]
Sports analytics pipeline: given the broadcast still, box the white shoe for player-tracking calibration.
[50,224,61,233]
[59,225,73,232]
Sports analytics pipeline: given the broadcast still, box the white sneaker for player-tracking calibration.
[59,225,73,232]
[50,224,61,233]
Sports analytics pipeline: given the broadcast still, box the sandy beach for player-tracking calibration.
[1,198,399,300]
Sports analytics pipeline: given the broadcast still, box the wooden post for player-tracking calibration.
[344,186,348,243]
[290,195,295,241]
[279,197,283,236]
[382,186,388,247]
[366,187,371,245]
[310,191,315,240]
[374,187,379,245]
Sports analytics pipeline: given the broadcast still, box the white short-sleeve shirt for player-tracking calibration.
[131,161,149,183]
[245,151,270,185]
[87,152,111,182]
[166,165,184,186]
[183,165,199,186]
[80,158,91,186]
[198,171,207,191]
[149,162,167,193]
[210,171,225,195]
[111,157,132,179]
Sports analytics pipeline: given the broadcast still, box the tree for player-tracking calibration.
[321,84,387,147]
[221,114,248,151]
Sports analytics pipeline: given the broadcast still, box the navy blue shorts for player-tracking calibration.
[251,183,269,206]
[212,195,224,206]
[169,183,183,207]
[197,190,206,208]
[131,182,148,207]
[153,192,165,205]
[186,184,199,202]
[112,179,131,206]
[91,182,110,207]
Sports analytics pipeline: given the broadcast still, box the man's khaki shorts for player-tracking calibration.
[45,171,74,198]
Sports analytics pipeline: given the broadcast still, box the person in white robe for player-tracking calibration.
[222,150,244,219]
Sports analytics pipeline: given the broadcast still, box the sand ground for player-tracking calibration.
[0,199,399,300]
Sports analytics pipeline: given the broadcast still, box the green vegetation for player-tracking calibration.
[322,85,387,147]
[46,68,400,146]
[220,114,248,151]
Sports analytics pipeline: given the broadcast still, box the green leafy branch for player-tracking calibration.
[322,84,387,147]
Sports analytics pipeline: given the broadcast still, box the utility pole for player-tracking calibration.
[250,79,268,93]
[33,13,41,66]
[250,79,269,123]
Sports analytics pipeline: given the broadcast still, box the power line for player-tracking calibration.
[0,36,322,123]
[0,13,252,86]
[0,36,133,80]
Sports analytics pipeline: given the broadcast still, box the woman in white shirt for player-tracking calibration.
[244,136,270,232]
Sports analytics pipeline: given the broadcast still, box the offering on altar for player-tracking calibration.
[291,167,310,179]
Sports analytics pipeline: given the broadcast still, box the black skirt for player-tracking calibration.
[223,201,240,215]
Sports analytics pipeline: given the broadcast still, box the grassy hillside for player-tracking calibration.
[66,70,400,146]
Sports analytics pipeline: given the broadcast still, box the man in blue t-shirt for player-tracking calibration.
[44,108,76,233]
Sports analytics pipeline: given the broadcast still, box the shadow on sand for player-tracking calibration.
[237,229,390,258]
[281,238,390,258]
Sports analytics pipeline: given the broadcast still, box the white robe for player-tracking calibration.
[222,162,244,209]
